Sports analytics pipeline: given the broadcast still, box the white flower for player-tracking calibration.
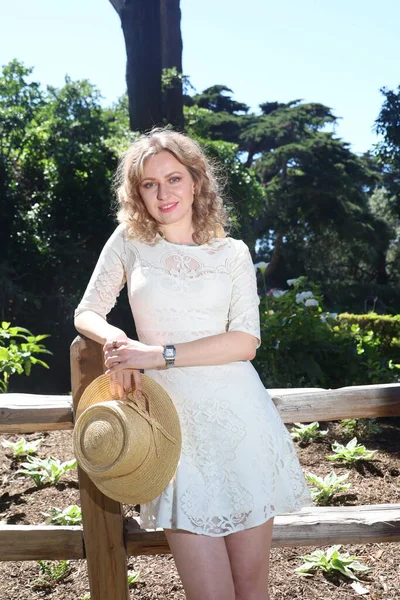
[254,261,269,275]
[287,278,301,286]
[305,298,319,307]
[272,290,287,298]
[295,291,314,304]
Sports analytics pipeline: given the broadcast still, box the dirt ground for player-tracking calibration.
[0,420,399,599]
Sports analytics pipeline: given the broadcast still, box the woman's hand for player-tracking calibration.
[103,338,164,386]
[103,336,144,398]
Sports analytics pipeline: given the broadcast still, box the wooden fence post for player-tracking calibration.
[70,336,129,600]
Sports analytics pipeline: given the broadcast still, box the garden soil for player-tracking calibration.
[0,420,399,599]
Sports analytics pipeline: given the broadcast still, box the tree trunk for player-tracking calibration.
[160,0,184,129]
[109,0,183,132]
[116,0,163,131]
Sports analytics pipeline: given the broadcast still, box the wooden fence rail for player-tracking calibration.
[1,504,400,562]
[0,336,399,600]
[1,383,400,433]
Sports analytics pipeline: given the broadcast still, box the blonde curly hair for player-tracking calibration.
[113,128,229,245]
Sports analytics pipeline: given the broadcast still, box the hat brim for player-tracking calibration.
[74,373,181,504]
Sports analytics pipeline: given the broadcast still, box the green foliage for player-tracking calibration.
[295,545,370,580]
[127,570,141,585]
[41,504,82,526]
[16,456,77,487]
[340,418,382,438]
[253,276,400,388]
[305,471,351,505]
[327,438,377,463]
[33,560,72,588]
[1,436,41,458]
[0,322,51,392]
[339,313,400,359]
[254,277,360,388]
[290,422,328,444]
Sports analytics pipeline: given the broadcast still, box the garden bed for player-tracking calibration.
[0,420,399,599]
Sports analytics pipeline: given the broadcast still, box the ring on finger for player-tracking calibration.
[112,340,118,349]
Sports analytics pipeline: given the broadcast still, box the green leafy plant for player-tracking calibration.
[327,438,377,463]
[0,322,51,393]
[253,277,364,389]
[290,422,328,444]
[41,504,82,526]
[305,471,351,505]
[127,570,141,585]
[33,560,72,588]
[340,418,382,438]
[295,545,370,580]
[1,437,42,458]
[16,456,77,487]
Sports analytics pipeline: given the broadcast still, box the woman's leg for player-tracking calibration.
[224,518,274,600]
[164,528,236,600]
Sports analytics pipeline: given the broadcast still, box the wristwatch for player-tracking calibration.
[162,344,176,369]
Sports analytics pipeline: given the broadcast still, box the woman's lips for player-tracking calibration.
[159,202,178,213]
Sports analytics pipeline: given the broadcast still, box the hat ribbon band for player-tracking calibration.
[125,401,178,458]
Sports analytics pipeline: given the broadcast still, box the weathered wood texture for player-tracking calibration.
[1,384,400,433]
[2,504,399,561]
[0,526,84,561]
[70,336,129,600]
[124,504,400,554]
[271,384,400,422]
[0,394,72,433]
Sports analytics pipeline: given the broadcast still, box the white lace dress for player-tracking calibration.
[75,224,313,536]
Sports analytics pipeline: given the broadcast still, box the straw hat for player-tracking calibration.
[73,374,181,504]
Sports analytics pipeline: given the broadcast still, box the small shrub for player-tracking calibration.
[290,422,328,444]
[295,545,370,580]
[305,471,351,505]
[327,438,377,463]
[254,277,367,388]
[0,322,51,393]
[1,437,42,458]
[41,504,82,526]
[32,560,72,589]
[16,456,77,487]
[340,418,382,438]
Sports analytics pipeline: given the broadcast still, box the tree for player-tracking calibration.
[0,60,120,392]
[109,0,183,131]
[185,86,399,293]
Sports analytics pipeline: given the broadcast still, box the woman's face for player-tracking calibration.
[138,150,196,230]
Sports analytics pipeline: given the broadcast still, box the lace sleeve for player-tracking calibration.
[74,226,128,320]
[227,239,261,348]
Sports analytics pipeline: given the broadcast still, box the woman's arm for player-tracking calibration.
[104,330,258,374]
[104,238,261,375]
[74,310,127,346]
[74,227,142,395]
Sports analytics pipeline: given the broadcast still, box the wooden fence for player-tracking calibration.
[0,336,400,600]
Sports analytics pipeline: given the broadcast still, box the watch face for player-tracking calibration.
[164,347,176,359]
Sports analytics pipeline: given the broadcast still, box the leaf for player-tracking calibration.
[0,347,9,360]
[350,581,369,595]
[347,437,358,450]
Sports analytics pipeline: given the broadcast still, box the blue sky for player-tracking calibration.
[1,0,399,154]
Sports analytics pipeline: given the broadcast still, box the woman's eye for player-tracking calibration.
[170,177,180,183]
[144,182,156,189]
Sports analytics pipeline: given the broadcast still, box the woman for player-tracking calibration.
[74,128,313,600]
